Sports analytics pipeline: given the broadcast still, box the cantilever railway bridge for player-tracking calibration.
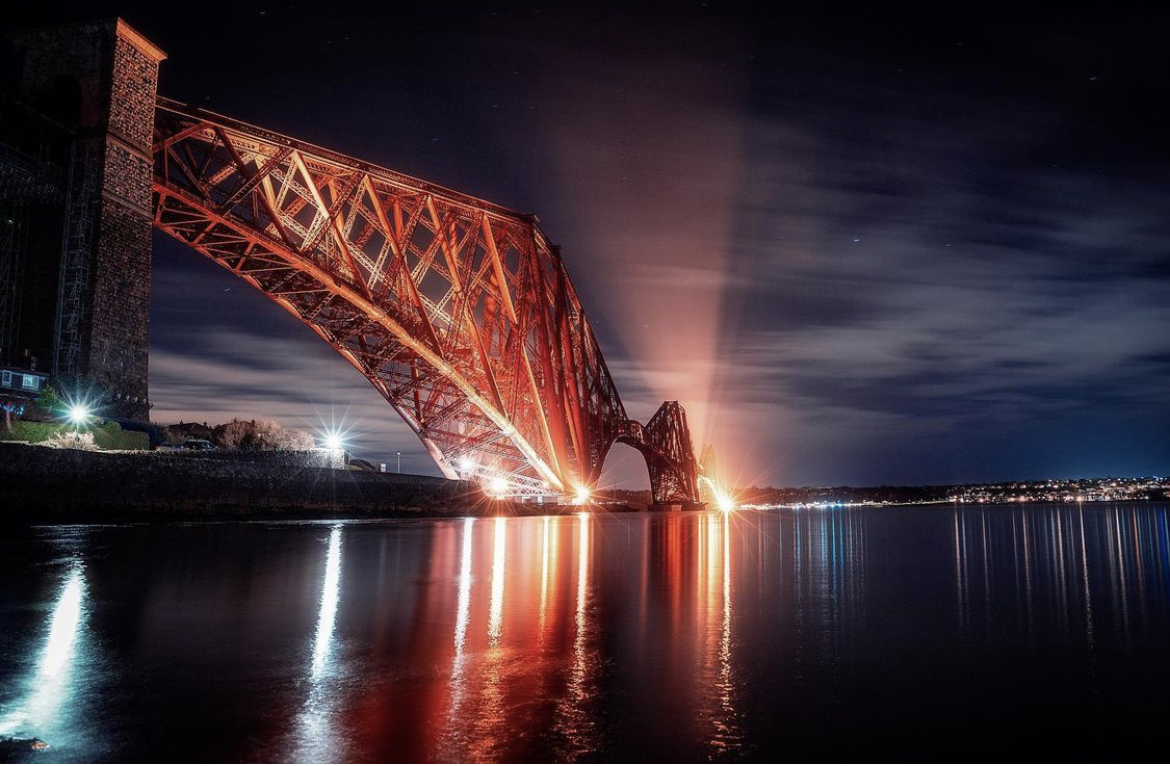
[151,99,705,505]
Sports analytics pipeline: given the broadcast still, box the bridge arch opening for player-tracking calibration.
[595,440,654,504]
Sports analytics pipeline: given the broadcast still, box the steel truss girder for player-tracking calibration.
[151,97,702,503]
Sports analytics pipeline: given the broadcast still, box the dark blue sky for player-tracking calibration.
[12,2,1169,486]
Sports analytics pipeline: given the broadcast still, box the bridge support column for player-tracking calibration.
[641,401,703,506]
[9,19,165,420]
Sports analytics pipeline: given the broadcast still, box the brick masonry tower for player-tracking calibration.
[8,19,164,420]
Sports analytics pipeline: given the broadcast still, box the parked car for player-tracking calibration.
[182,438,215,451]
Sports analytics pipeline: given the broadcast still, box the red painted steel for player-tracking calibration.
[151,98,701,504]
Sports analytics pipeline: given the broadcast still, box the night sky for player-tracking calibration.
[10,2,1170,486]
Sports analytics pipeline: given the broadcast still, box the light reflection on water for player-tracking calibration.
[0,558,86,740]
[286,525,344,762]
[553,513,596,762]
[1,504,1169,761]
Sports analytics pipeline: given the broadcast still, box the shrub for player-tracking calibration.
[0,421,60,443]
[211,418,314,450]
[35,384,63,410]
[119,430,151,450]
[161,422,213,446]
[0,419,149,450]
[44,430,96,450]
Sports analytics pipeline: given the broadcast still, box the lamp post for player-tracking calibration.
[67,404,90,446]
[396,451,401,473]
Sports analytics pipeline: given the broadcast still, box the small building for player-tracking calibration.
[1,365,47,396]
[0,364,48,420]
[163,421,214,443]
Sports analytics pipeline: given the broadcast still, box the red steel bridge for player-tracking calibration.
[151,98,704,505]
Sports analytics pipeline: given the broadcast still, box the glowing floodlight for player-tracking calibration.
[699,475,736,514]
[487,476,509,498]
[67,404,90,425]
[573,486,591,505]
[712,483,736,513]
[323,432,344,451]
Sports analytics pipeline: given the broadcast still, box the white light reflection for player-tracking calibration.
[454,517,475,655]
[540,516,551,633]
[312,526,343,678]
[438,518,477,762]
[554,511,596,760]
[41,568,84,679]
[0,560,86,738]
[710,511,740,753]
[719,512,733,714]
[488,517,507,645]
[575,513,590,655]
[287,525,344,762]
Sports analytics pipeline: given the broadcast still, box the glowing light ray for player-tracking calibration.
[699,475,736,513]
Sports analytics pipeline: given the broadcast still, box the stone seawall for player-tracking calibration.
[157,448,348,469]
[1,443,483,523]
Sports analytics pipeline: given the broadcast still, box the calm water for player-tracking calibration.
[2,505,1169,762]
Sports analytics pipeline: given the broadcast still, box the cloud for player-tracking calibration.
[149,241,424,471]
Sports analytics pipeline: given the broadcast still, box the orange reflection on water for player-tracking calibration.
[696,511,740,752]
[489,517,507,646]
[428,513,600,762]
[326,512,749,761]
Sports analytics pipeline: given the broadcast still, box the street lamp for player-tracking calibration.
[396,451,401,473]
[488,476,509,499]
[66,403,90,446]
[67,404,90,426]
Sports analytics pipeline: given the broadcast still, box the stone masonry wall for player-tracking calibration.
[0,442,481,523]
[8,20,164,420]
[160,448,349,470]
[87,25,164,420]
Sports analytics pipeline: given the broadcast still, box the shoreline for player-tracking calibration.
[5,443,1163,527]
[1,442,647,525]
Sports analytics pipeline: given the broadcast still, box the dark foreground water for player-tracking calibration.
[2,504,1169,762]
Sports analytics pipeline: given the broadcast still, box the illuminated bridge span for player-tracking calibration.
[151,99,702,504]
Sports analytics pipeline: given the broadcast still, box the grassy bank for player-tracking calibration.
[0,420,150,450]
